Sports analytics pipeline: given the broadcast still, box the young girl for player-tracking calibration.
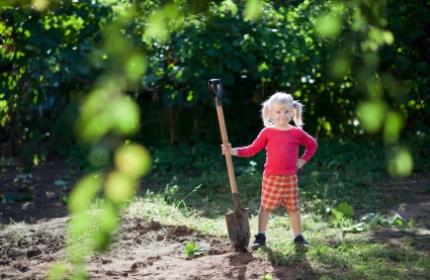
[222,92,317,248]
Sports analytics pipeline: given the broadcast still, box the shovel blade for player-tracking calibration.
[225,208,250,252]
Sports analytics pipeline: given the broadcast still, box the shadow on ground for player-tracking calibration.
[0,159,76,224]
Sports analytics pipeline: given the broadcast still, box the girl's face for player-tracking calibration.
[270,103,294,127]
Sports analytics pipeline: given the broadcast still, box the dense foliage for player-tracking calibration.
[1,0,428,152]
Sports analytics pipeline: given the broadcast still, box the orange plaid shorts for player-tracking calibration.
[261,174,299,212]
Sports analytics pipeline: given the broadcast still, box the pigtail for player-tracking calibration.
[293,101,304,128]
[261,100,271,127]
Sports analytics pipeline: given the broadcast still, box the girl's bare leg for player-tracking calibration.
[258,207,271,233]
[289,210,301,236]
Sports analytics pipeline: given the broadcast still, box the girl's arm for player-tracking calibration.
[221,129,268,157]
[235,129,268,157]
[298,130,318,162]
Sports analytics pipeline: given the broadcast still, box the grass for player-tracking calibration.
[125,193,430,279]
[130,138,430,279]
[144,138,405,217]
[127,192,429,278]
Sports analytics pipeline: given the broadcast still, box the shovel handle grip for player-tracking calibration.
[209,79,223,106]
[208,79,239,194]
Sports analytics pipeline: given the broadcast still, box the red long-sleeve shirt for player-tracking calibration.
[236,127,318,176]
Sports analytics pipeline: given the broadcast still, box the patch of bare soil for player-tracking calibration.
[88,218,275,280]
[1,216,302,280]
[371,173,430,253]
[382,174,430,229]
[0,159,72,224]
[1,160,290,279]
[0,217,67,280]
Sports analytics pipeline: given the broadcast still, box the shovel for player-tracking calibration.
[208,79,250,252]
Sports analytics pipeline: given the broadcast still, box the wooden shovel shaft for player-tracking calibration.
[215,104,239,194]
[209,79,250,251]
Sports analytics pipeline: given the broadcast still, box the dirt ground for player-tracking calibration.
[0,160,429,279]
[1,216,291,280]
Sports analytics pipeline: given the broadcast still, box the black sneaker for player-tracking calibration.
[252,233,266,249]
[293,234,309,248]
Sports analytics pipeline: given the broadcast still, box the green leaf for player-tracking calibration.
[334,202,353,218]
[331,208,344,221]
[184,241,199,258]
[315,14,342,38]
[68,174,102,213]
[105,171,136,205]
[357,101,386,133]
[92,204,119,251]
[244,0,262,21]
[125,53,147,82]
[368,214,388,227]
[390,212,406,227]
[143,4,182,43]
[144,12,168,43]
[77,85,141,142]
[115,143,151,179]
[111,97,140,135]
[388,148,413,177]
[33,0,49,12]
[344,222,369,233]
[220,0,238,15]
[383,112,403,144]
[46,262,70,280]
[68,212,92,240]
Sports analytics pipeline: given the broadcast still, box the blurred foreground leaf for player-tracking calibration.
[115,144,151,179]
[388,148,413,177]
[244,0,262,21]
[105,171,136,205]
[68,174,102,214]
[357,101,386,133]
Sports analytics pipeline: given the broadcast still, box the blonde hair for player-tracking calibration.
[261,92,304,128]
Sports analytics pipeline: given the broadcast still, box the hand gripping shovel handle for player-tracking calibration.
[208,79,239,197]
